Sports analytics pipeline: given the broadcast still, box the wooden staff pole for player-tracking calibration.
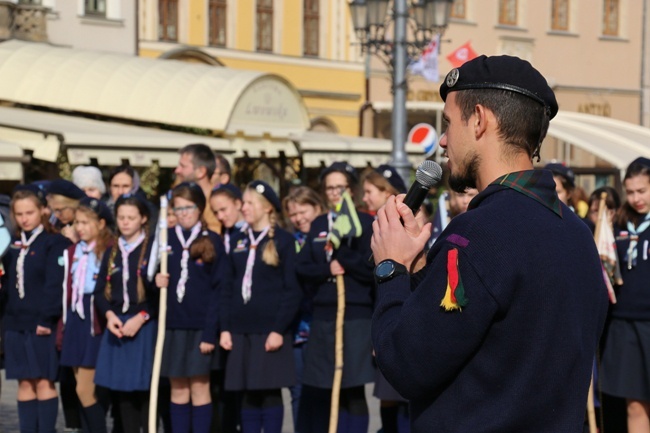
[149,196,169,433]
[328,274,346,433]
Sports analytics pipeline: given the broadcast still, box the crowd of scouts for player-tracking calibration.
[1,140,650,433]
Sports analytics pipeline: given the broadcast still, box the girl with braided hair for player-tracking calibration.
[154,182,226,433]
[2,185,71,433]
[219,180,301,433]
[93,194,156,433]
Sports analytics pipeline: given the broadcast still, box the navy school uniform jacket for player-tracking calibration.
[372,170,609,433]
[296,212,375,322]
[1,231,71,331]
[220,226,301,335]
[94,237,157,318]
[164,228,226,344]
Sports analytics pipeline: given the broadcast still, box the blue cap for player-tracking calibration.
[13,183,48,205]
[212,183,243,200]
[375,164,407,194]
[319,161,358,185]
[79,196,114,226]
[47,179,86,200]
[440,55,558,119]
[630,157,650,169]
[545,163,575,188]
[248,180,281,212]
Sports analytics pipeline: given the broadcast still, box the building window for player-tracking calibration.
[256,0,273,52]
[551,0,569,31]
[159,0,178,42]
[84,0,106,16]
[451,0,466,19]
[498,0,518,26]
[603,0,619,36]
[209,0,227,47]
[304,0,319,56]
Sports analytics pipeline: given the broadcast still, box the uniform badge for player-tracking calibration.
[440,248,468,311]
[446,68,460,88]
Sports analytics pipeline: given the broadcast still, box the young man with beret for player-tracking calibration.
[371,55,609,432]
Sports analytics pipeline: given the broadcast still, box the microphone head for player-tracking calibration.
[416,160,443,188]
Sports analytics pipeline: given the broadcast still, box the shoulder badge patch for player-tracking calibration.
[440,248,468,311]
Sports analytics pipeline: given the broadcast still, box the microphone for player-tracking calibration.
[403,160,443,217]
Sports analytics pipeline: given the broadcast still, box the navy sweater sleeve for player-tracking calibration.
[219,252,235,332]
[201,234,227,344]
[333,212,374,285]
[38,234,71,328]
[93,246,112,317]
[271,232,302,334]
[296,215,333,284]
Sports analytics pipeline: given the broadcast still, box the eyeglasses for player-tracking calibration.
[325,185,349,194]
[173,205,198,215]
[52,206,72,216]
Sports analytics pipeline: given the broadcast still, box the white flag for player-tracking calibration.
[408,34,440,82]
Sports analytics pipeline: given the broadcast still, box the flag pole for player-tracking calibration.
[149,195,169,433]
[328,274,346,433]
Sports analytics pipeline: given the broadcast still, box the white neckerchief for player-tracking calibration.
[626,213,650,269]
[71,241,96,319]
[117,232,146,313]
[224,221,248,254]
[175,222,202,303]
[16,225,44,299]
[241,226,270,304]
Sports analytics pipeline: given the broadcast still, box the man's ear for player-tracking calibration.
[473,104,489,139]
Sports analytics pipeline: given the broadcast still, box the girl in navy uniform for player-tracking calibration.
[210,183,246,253]
[296,162,376,433]
[94,194,156,433]
[601,157,650,433]
[1,185,71,433]
[154,182,226,433]
[220,181,301,433]
[60,197,114,433]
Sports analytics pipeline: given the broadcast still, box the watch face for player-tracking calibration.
[376,260,395,279]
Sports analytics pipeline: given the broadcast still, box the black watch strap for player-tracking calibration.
[374,259,408,284]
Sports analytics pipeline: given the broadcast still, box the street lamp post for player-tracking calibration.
[349,0,453,184]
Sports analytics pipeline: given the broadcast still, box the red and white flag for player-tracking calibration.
[408,34,440,82]
[446,41,478,68]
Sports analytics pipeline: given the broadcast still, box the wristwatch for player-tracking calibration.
[139,310,150,322]
[374,259,408,284]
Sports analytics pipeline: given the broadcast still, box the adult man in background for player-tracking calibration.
[370,55,608,432]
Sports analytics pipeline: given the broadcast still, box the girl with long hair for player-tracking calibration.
[220,180,301,433]
[93,194,156,433]
[2,185,71,433]
[154,182,226,433]
[60,197,114,433]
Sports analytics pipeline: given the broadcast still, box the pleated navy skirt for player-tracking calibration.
[601,318,650,401]
[302,318,375,389]
[94,314,156,391]
[161,329,223,377]
[60,294,103,368]
[4,330,58,381]
[224,333,296,391]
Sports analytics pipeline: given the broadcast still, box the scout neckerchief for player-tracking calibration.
[16,224,44,299]
[224,220,247,254]
[118,231,145,313]
[325,211,335,262]
[71,241,96,318]
[487,170,563,217]
[242,225,270,304]
[626,212,650,269]
[175,222,202,303]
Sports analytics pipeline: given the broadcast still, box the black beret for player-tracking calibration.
[212,183,243,201]
[630,157,650,169]
[248,180,281,213]
[13,183,48,205]
[440,55,558,119]
[545,163,575,188]
[375,164,407,194]
[319,161,358,185]
[79,196,114,226]
[47,179,86,200]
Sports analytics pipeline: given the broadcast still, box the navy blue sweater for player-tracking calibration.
[296,212,375,321]
[611,220,650,320]
[372,170,608,433]
[94,238,157,317]
[164,228,226,344]
[221,226,300,335]
[1,231,71,331]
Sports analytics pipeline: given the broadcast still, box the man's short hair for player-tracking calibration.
[454,89,550,159]
[179,143,216,179]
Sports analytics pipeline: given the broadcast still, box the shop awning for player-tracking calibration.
[292,131,425,167]
[0,106,232,167]
[372,101,650,170]
[0,40,310,137]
